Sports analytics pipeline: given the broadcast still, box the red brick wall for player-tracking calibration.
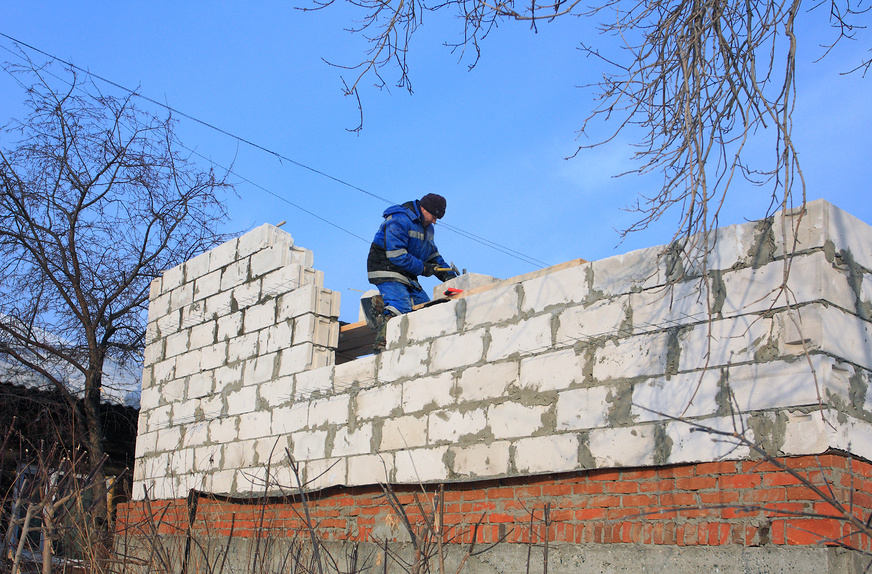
[117,454,872,550]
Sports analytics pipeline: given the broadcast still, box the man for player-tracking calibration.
[367,193,458,352]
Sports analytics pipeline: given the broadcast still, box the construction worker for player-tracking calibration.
[367,193,458,352]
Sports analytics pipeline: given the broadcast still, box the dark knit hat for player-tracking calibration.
[419,193,447,219]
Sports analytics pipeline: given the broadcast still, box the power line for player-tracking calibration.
[0,32,551,269]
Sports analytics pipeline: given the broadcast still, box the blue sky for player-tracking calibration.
[2,2,870,322]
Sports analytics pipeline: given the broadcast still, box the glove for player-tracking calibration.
[422,262,439,277]
[436,269,458,282]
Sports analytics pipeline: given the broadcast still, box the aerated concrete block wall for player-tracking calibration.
[132,200,872,501]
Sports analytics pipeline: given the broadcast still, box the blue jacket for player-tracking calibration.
[367,200,453,286]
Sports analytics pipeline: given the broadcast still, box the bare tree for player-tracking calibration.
[0,59,230,564]
[303,0,867,264]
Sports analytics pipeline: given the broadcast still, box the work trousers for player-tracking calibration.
[376,280,430,316]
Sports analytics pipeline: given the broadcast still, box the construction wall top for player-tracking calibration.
[133,200,872,500]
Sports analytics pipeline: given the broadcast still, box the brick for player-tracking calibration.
[486,314,553,361]
[487,401,547,439]
[456,361,518,401]
[429,330,485,372]
[519,349,584,392]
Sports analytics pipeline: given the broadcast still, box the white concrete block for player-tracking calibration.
[180,301,207,330]
[316,288,341,318]
[776,304,872,370]
[260,376,293,408]
[780,410,833,456]
[521,263,590,313]
[227,332,259,363]
[456,361,518,402]
[262,265,305,299]
[204,470,235,496]
[221,258,250,291]
[187,371,214,399]
[200,341,227,371]
[684,224,750,273]
[149,277,163,300]
[278,343,315,376]
[519,349,584,392]
[664,415,750,464]
[628,282,709,334]
[194,445,221,472]
[162,264,185,291]
[175,348,201,378]
[294,364,334,399]
[277,283,320,321]
[156,426,183,452]
[721,251,854,316]
[204,290,234,319]
[272,404,308,434]
[238,224,289,259]
[147,405,171,433]
[213,363,243,391]
[486,313,553,361]
[774,200,872,270]
[200,394,224,420]
[170,283,194,311]
[184,251,211,282]
[290,245,314,268]
[163,378,187,404]
[227,385,258,415]
[305,457,346,490]
[153,358,176,385]
[514,434,579,474]
[556,298,627,344]
[156,309,181,338]
[143,341,163,368]
[593,332,670,381]
[356,383,402,420]
[488,402,547,439]
[678,314,773,372]
[207,238,238,273]
[188,322,216,350]
[406,300,459,341]
[164,330,189,358]
[381,415,428,450]
[590,244,667,297]
[465,283,520,328]
[335,355,377,391]
[148,292,171,323]
[210,417,239,443]
[242,299,275,334]
[860,273,872,309]
[395,447,449,483]
[428,409,487,443]
[302,268,324,288]
[347,453,393,485]
[169,447,195,476]
[378,343,430,383]
[134,431,157,458]
[250,244,290,278]
[293,313,339,348]
[239,411,272,440]
[402,372,455,413]
[631,369,721,423]
[728,355,851,412]
[433,272,500,300]
[292,429,328,460]
[243,353,278,385]
[556,385,613,430]
[332,423,373,457]
[430,330,485,373]
[193,269,222,302]
[589,425,657,468]
[451,441,511,478]
[308,394,350,427]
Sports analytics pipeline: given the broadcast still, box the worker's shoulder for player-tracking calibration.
[383,203,416,222]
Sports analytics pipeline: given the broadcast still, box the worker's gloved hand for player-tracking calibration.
[436,269,458,282]
[422,262,439,277]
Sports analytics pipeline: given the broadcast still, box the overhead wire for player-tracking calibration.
[0,32,552,269]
